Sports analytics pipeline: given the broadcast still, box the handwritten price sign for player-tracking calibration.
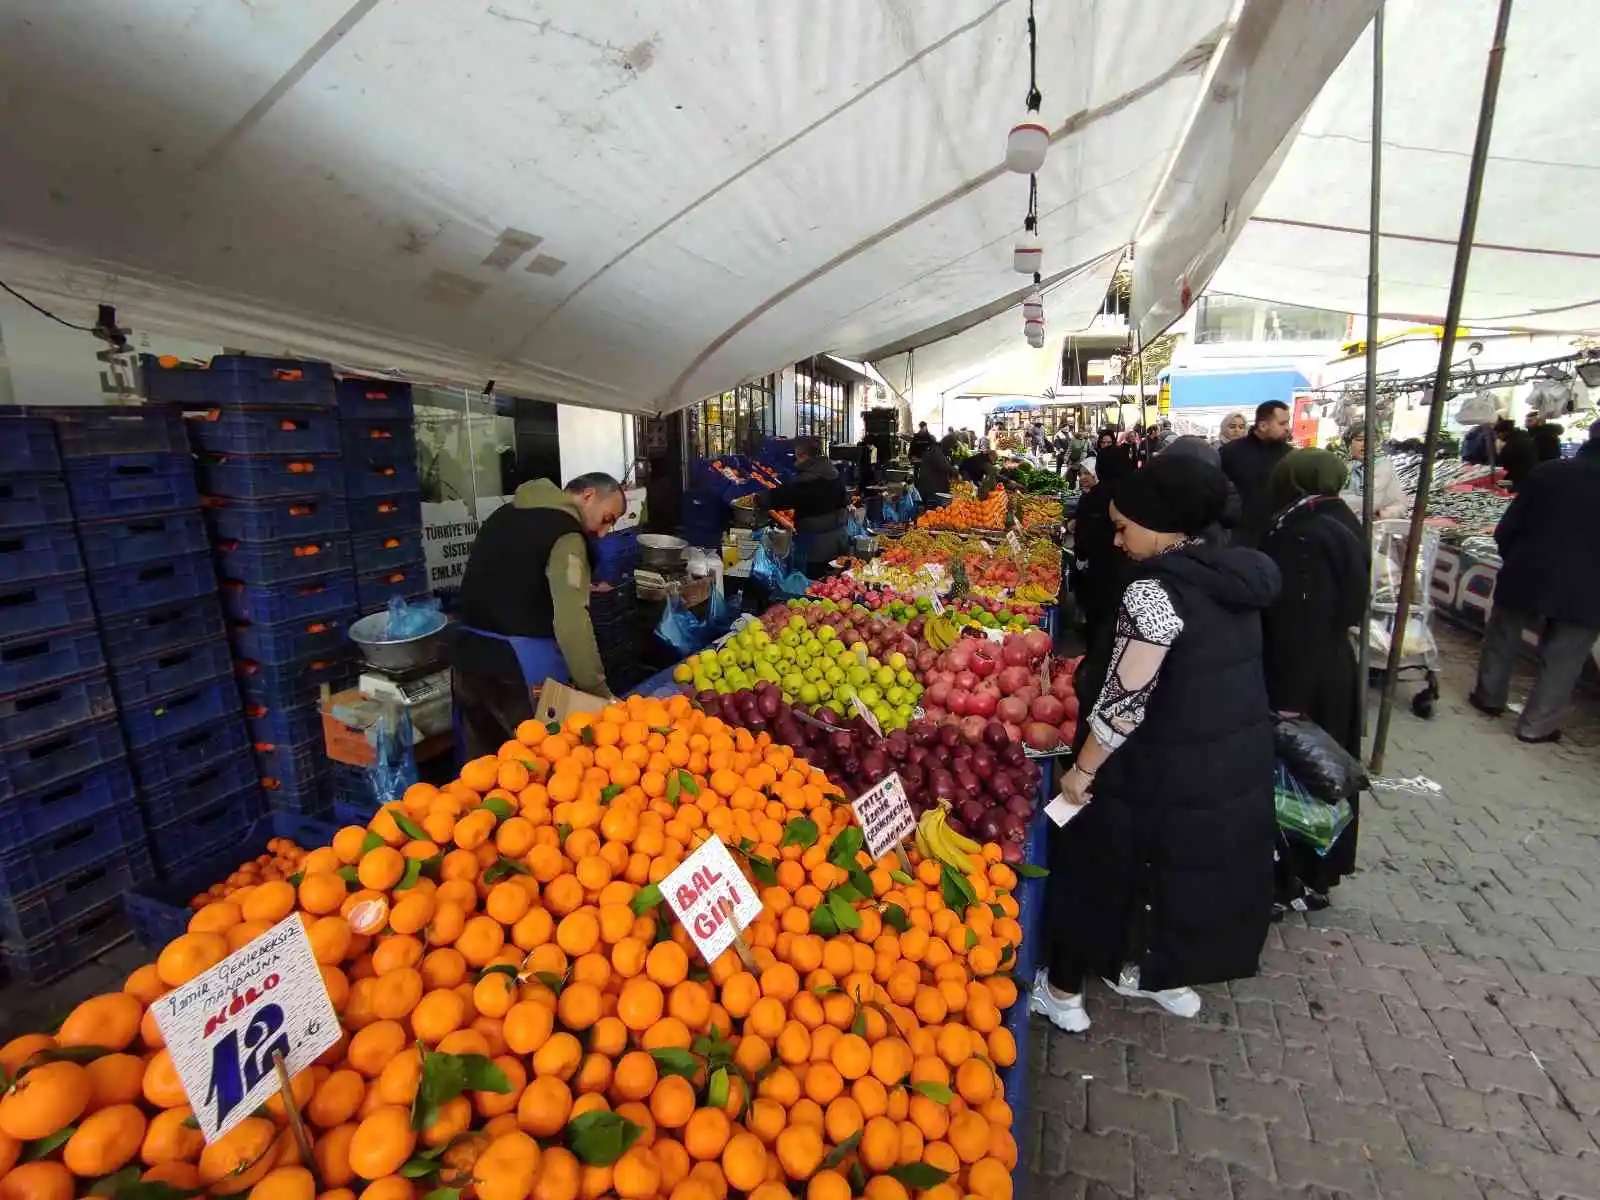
[852,772,916,862]
[660,837,763,966]
[152,916,339,1142]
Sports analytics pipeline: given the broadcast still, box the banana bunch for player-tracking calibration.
[923,613,960,650]
[1015,583,1056,604]
[915,806,981,873]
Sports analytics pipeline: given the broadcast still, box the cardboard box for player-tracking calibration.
[322,688,376,767]
[531,678,608,725]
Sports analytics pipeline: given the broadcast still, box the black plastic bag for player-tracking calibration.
[1272,715,1369,803]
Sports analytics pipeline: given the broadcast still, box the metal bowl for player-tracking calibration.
[637,533,688,570]
[349,610,450,672]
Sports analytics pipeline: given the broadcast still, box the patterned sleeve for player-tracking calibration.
[1086,578,1183,751]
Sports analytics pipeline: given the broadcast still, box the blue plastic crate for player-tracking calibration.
[346,493,422,533]
[350,529,424,577]
[356,563,430,614]
[198,454,344,499]
[188,407,344,456]
[140,755,259,829]
[110,638,233,706]
[0,757,135,847]
[335,377,414,422]
[99,596,226,668]
[43,405,188,458]
[129,715,249,793]
[327,765,378,819]
[214,535,352,585]
[0,672,116,748]
[235,652,355,711]
[1,899,132,984]
[340,419,416,459]
[125,810,338,947]
[0,574,95,642]
[145,786,260,876]
[118,676,239,750]
[0,625,104,694]
[230,612,350,665]
[221,575,357,625]
[244,700,322,750]
[0,718,124,803]
[88,552,217,618]
[261,773,331,817]
[255,734,324,792]
[65,453,198,520]
[0,416,61,475]
[344,455,420,499]
[591,528,639,584]
[0,476,73,532]
[0,802,145,897]
[0,526,82,587]
[0,839,152,947]
[203,493,349,543]
[77,509,209,571]
[142,354,335,408]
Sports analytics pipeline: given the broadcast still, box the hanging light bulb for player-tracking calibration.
[1006,116,1049,174]
[1006,1,1047,173]
[1013,234,1042,276]
[1024,316,1045,339]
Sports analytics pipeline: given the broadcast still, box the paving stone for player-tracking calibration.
[1521,1097,1600,1157]
[1361,1030,1465,1082]
[1034,1073,1087,1129]
[1372,1162,1489,1200]
[1400,1115,1524,1185]
[1422,1078,1546,1147]
[1047,1030,1130,1086]
[1126,1046,1214,1109]
[1050,1129,1134,1195]
[1128,1137,1231,1199]
[1505,1142,1600,1200]
[1452,1048,1564,1104]
[1210,1068,1311,1137]
[1171,1100,1272,1176]
[1301,1091,1412,1155]
[1085,1079,1176,1151]
[1269,1132,1381,1197]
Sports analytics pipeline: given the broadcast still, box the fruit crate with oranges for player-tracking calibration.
[336,376,414,421]
[123,811,336,947]
[214,534,353,585]
[187,406,344,455]
[203,492,352,542]
[140,352,337,408]
[197,453,345,499]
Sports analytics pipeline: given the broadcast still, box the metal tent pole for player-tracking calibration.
[1358,1,1385,743]
[1370,0,1515,773]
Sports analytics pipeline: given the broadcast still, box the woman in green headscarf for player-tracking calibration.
[1260,449,1371,900]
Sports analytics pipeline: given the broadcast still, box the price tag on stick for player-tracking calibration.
[151,915,340,1142]
[852,772,918,866]
[662,836,763,970]
[852,695,883,737]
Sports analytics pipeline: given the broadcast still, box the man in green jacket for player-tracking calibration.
[454,473,627,756]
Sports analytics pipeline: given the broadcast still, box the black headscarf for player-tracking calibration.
[1111,455,1228,536]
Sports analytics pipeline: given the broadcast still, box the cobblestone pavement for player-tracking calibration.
[1026,624,1600,1199]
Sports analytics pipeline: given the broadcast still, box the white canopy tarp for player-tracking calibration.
[1200,0,1600,335]
[0,1,1371,415]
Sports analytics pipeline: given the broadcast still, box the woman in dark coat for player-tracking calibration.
[1036,456,1281,1033]
[1259,449,1370,896]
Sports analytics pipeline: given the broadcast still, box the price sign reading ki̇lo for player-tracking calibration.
[152,915,339,1142]
[661,836,764,966]
[852,771,917,862]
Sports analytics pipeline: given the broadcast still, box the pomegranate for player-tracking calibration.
[1030,695,1066,725]
[996,665,1033,695]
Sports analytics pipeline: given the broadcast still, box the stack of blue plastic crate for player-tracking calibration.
[336,378,428,615]
[0,413,154,982]
[146,355,360,819]
[46,406,260,894]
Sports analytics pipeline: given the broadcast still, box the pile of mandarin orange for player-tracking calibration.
[0,693,1027,1200]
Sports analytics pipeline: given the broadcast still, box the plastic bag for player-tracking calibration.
[704,586,734,639]
[751,543,788,592]
[1272,715,1369,802]
[1273,762,1352,853]
[385,595,444,638]
[847,511,868,539]
[655,594,704,657]
[365,705,419,806]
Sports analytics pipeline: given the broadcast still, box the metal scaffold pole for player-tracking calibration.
[1358,0,1385,743]
[1370,0,1516,773]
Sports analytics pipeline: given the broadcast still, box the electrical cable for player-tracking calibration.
[1025,0,1042,112]
[0,280,98,333]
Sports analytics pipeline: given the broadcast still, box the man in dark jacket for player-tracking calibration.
[915,435,956,505]
[1219,399,1293,546]
[1468,424,1600,742]
[1526,411,1564,463]
[908,422,935,460]
[1493,418,1539,491]
[756,437,848,577]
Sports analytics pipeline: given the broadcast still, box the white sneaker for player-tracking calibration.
[1104,978,1202,1018]
[1030,970,1091,1033]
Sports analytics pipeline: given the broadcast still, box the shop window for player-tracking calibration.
[1195,293,1349,345]
[687,375,776,459]
[795,362,851,451]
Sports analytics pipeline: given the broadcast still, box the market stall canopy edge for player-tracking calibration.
[0,0,1370,415]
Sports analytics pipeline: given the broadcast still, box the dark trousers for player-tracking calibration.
[453,669,535,761]
[1474,606,1599,738]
